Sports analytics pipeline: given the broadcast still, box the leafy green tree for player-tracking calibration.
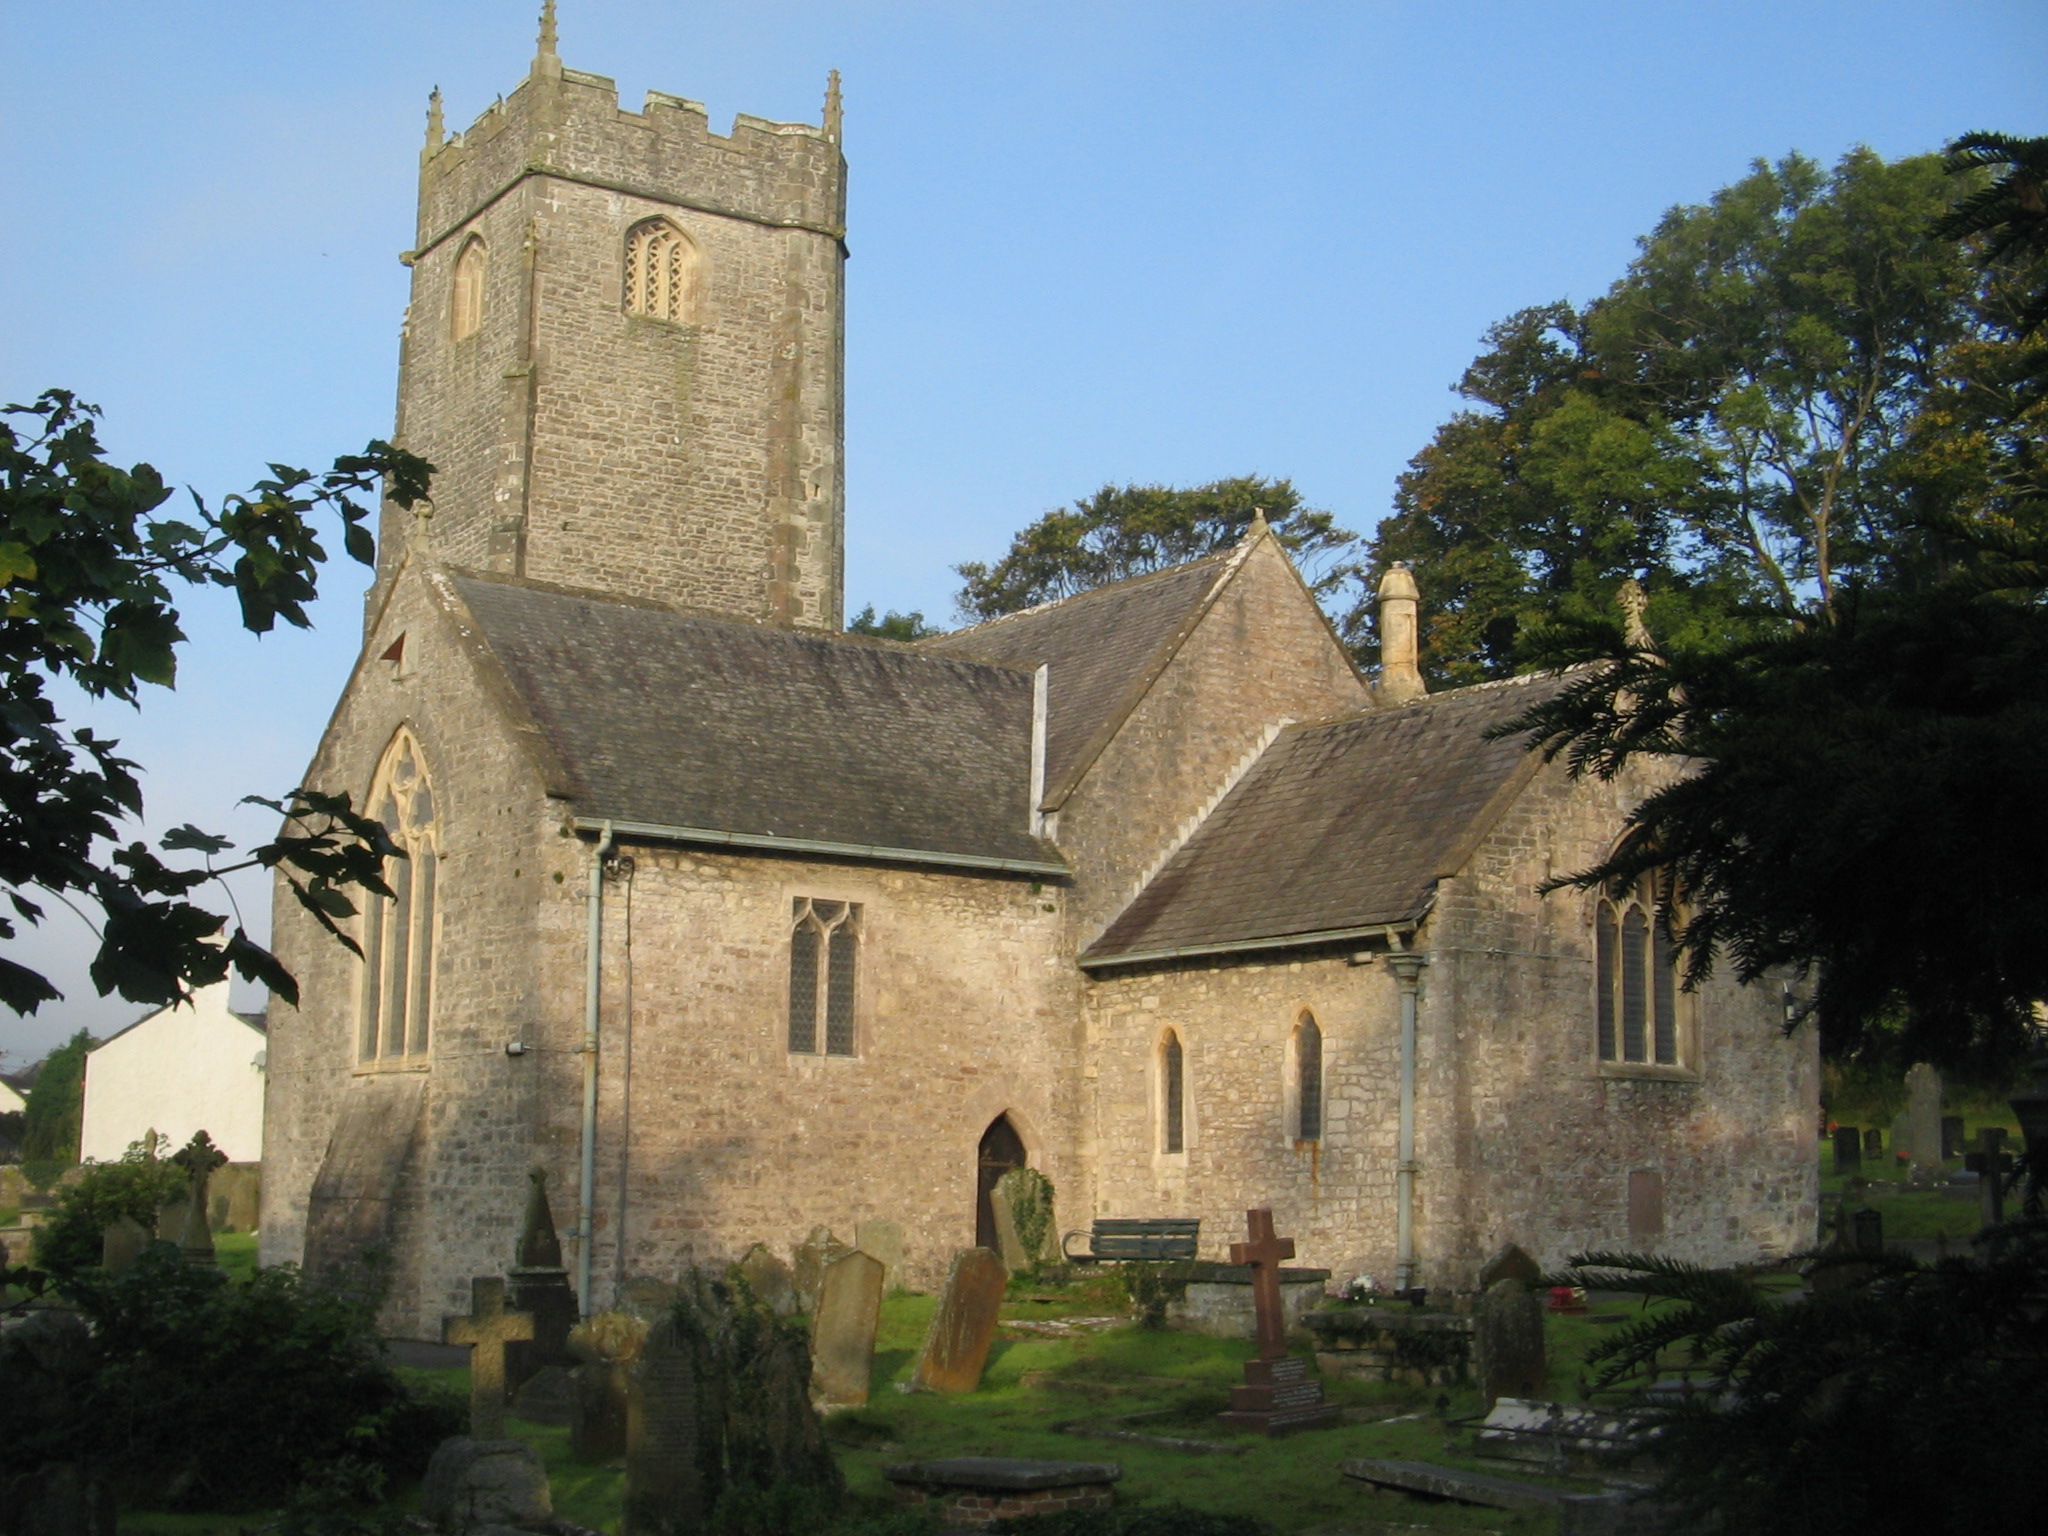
[18,1030,92,1174]
[30,1133,185,1275]
[845,604,941,640]
[954,476,1353,622]
[0,391,431,1016]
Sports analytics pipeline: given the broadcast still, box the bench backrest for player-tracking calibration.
[1092,1217,1200,1260]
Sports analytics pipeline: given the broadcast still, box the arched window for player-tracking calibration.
[450,236,486,340]
[358,732,438,1062]
[1295,1013,1323,1141]
[624,218,699,323]
[1160,1030,1185,1154]
[788,898,859,1055]
[1595,876,1682,1066]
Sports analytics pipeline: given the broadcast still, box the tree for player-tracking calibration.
[1,390,431,1016]
[845,604,941,640]
[1358,149,1984,684]
[18,1030,91,1173]
[954,476,1353,622]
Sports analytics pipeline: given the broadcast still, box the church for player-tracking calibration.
[259,15,1818,1337]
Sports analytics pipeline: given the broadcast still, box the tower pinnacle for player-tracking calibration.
[535,1,561,75]
[424,87,444,154]
[824,69,843,142]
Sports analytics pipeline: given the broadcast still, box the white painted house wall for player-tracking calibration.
[80,983,266,1163]
[0,1079,24,1115]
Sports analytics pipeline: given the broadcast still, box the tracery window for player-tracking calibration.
[1295,1013,1323,1142]
[358,732,438,1063]
[450,236,486,340]
[788,898,859,1055]
[1595,875,1683,1067]
[624,218,699,323]
[1160,1030,1185,1154]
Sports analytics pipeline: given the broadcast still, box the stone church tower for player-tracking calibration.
[380,4,847,628]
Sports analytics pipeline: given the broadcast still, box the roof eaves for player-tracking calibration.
[573,816,1069,878]
[1079,917,1424,972]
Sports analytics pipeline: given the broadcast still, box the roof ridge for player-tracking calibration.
[929,545,1236,644]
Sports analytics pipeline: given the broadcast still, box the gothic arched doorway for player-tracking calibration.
[976,1115,1027,1251]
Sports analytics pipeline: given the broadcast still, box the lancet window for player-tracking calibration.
[1295,1013,1323,1142]
[624,218,699,323]
[1160,1030,1185,1154]
[450,236,486,340]
[358,733,438,1063]
[1595,875,1683,1067]
[788,898,859,1056]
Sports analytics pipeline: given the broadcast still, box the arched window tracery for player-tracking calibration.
[1595,874,1683,1067]
[358,732,438,1062]
[624,218,700,323]
[450,236,486,340]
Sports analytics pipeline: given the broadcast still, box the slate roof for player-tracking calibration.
[920,550,1239,803]
[446,573,1061,871]
[1081,672,1573,966]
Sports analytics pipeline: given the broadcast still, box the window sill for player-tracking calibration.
[1597,1061,1700,1084]
[352,1059,432,1075]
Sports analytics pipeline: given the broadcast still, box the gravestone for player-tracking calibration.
[1851,1208,1883,1257]
[419,1437,552,1533]
[1476,1243,1542,1291]
[1903,1063,1943,1170]
[625,1314,706,1536]
[988,1181,1032,1272]
[1215,1209,1341,1434]
[810,1249,885,1408]
[443,1277,535,1440]
[909,1247,1008,1394]
[1863,1128,1883,1161]
[0,1461,115,1536]
[791,1226,850,1314]
[1831,1126,1862,1174]
[169,1131,227,1265]
[737,1243,799,1317]
[506,1169,579,1396]
[856,1219,903,1291]
[99,1215,149,1274]
[1473,1279,1548,1407]
[567,1311,646,1464]
[990,1168,1055,1273]
[1941,1116,1966,1161]
[1969,1128,2011,1228]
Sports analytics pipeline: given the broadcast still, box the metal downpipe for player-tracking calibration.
[577,820,614,1319]
[1388,952,1428,1291]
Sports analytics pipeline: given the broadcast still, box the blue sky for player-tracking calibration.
[2,0,2043,1061]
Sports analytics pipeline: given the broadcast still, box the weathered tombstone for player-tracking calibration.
[856,1218,903,1291]
[1215,1208,1341,1433]
[616,1275,679,1318]
[1476,1243,1543,1292]
[909,1247,1008,1394]
[1863,1127,1883,1161]
[1903,1063,1943,1170]
[990,1168,1055,1274]
[443,1277,535,1441]
[506,1168,580,1396]
[791,1226,851,1314]
[222,1163,262,1233]
[1941,1116,1966,1161]
[1851,1208,1883,1257]
[988,1182,1031,1273]
[419,1437,552,1532]
[567,1311,647,1464]
[810,1249,884,1408]
[0,1461,115,1536]
[1474,1279,1548,1407]
[737,1242,800,1317]
[625,1313,706,1536]
[99,1215,148,1274]
[169,1131,227,1265]
[1971,1127,2011,1229]
[1831,1126,1862,1174]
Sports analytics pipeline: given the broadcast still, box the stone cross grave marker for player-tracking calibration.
[625,1313,705,1536]
[909,1247,1007,1394]
[170,1131,228,1264]
[444,1276,536,1440]
[507,1167,580,1409]
[1217,1208,1340,1434]
[811,1249,885,1408]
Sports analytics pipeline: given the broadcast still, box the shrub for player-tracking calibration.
[30,1135,185,1276]
[993,1167,1056,1269]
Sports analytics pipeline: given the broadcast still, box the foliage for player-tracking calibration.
[846,605,942,641]
[1560,1229,2048,1536]
[1358,149,1983,684]
[17,1028,91,1171]
[1934,132,2048,336]
[954,477,1353,622]
[1117,1261,1195,1330]
[994,1165,1056,1269]
[29,1133,185,1276]
[0,1247,461,1509]
[0,390,432,1014]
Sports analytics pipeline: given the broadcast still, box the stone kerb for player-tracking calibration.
[883,1459,1122,1532]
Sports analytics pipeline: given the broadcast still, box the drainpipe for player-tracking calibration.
[1387,951,1429,1290]
[577,820,614,1318]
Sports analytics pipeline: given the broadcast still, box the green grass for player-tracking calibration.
[1817,1120,2019,1244]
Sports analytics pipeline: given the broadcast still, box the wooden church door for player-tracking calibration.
[976,1114,1027,1250]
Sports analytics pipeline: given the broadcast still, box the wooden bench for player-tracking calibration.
[1061,1217,1200,1264]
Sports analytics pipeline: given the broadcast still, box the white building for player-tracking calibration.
[0,1077,24,1116]
[80,983,266,1164]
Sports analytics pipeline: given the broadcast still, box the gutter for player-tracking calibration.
[1386,949,1430,1291]
[569,816,1066,877]
[576,819,613,1319]
[1078,921,1418,972]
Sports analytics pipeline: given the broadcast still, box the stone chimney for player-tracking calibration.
[1377,562,1426,704]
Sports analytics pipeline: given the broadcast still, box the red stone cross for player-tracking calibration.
[1229,1208,1295,1359]
[444,1276,535,1439]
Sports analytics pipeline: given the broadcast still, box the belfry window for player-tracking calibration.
[450,236,486,340]
[1295,1014,1323,1142]
[1595,876,1683,1067]
[1160,1030,1185,1154]
[358,732,438,1063]
[788,898,859,1056]
[624,218,699,323]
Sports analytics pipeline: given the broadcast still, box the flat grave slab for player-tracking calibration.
[884,1458,1122,1530]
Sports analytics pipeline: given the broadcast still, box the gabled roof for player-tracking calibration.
[444,572,1062,873]
[920,547,1244,806]
[1081,672,1572,968]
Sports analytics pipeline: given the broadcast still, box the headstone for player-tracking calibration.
[1903,1063,1943,1170]
[736,1243,799,1317]
[99,1215,149,1274]
[616,1275,679,1318]
[1216,1208,1340,1434]
[908,1247,1008,1394]
[1941,1115,1966,1161]
[443,1276,536,1440]
[791,1226,851,1314]
[169,1131,227,1265]
[566,1308,643,1461]
[990,1168,1055,1273]
[512,1365,575,1426]
[1473,1279,1548,1407]
[988,1182,1032,1273]
[506,1169,579,1393]
[419,1436,553,1532]
[1863,1127,1883,1161]
[1973,1127,2010,1228]
[0,1461,115,1536]
[810,1250,884,1408]
[856,1219,903,1291]
[221,1163,262,1233]
[153,1199,188,1244]
[1851,1208,1883,1257]
[624,1314,706,1536]
[1831,1126,1862,1174]
[1476,1243,1543,1291]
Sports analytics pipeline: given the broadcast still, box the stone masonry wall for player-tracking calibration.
[386,63,845,629]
